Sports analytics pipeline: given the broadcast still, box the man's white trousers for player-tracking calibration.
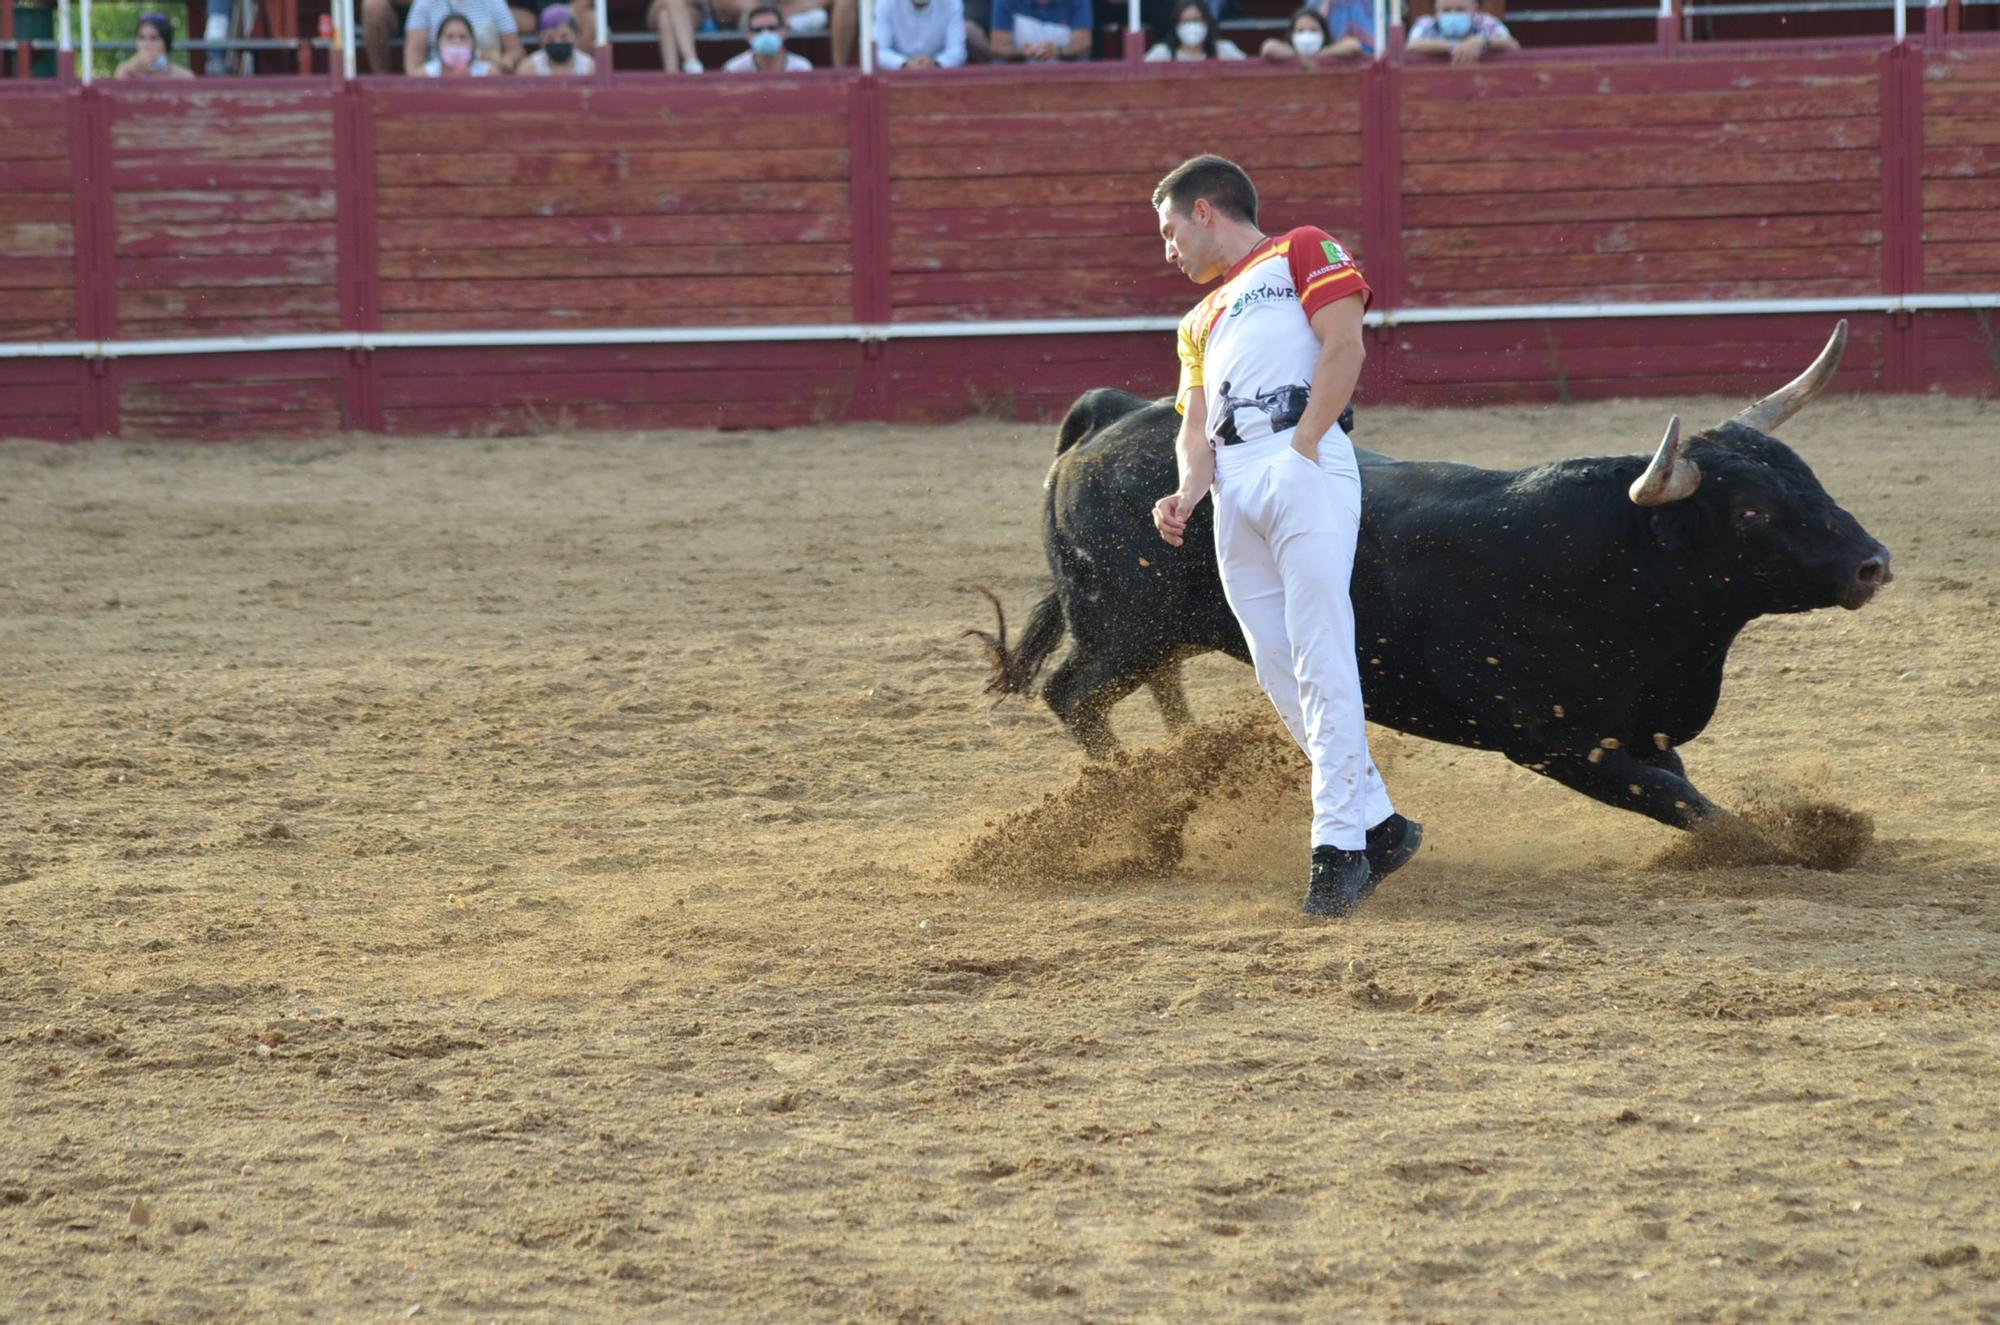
[1211,433,1394,851]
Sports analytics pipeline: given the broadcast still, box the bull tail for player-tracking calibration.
[962,585,1066,697]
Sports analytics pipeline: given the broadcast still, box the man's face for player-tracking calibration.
[748,11,786,46]
[1435,0,1475,15]
[1158,200,1220,284]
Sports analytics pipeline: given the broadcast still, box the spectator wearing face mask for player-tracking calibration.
[1144,0,1242,60]
[873,0,968,67]
[517,3,594,70]
[423,11,499,72]
[114,13,196,78]
[723,4,815,68]
[989,0,1091,60]
[368,0,524,74]
[1261,2,1369,62]
[1406,0,1515,64]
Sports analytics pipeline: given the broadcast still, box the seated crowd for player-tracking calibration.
[114,0,1516,79]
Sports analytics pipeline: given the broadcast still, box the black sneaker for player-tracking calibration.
[1303,846,1370,918]
[1363,814,1424,898]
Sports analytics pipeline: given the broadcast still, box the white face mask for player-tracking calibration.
[1290,26,1323,53]
[1176,19,1207,45]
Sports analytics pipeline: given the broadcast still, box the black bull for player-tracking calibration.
[967,322,1894,831]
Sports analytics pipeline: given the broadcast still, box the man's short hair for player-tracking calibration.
[1152,155,1259,226]
[746,2,785,25]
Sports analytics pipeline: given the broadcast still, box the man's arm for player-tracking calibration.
[1153,391,1214,548]
[1289,292,1366,463]
[403,21,431,71]
[498,30,527,66]
[939,0,968,64]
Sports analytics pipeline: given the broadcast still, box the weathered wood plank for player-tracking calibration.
[894,168,1360,210]
[380,398,827,435]
[1922,178,2000,211]
[1402,57,1878,101]
[1401,181,1877,227]
[1921,211,2000,243]
[390,149,851,188]
[1407,246,1876,294]
[1404,214,1880,260]
[1403,117,1880,165]
[0,288,79,323]
[377,273,850,313]
[1400,341,1883,386]
[375,181,852,219]
[1922,243,2000,277]
[110,161,337,191]
[887,105,1359,149]
[1924,114,2000,147]
[0,194,75,225]
[115,191,338,225]
[893,233,1361,274]
[378,342,852,376]
[377,212,852,250]
[888,72,1360,118]
[121,377,343,415]
[1404,150,1878,196]
[115,222,337,259]
[115,254,340,290]
[374,110,850,153]
[379,243,852,280]
[889,202,1362,245]
[1404,276,1877,306]
[375,305,853,330]
[1402,87,1877,133]
[122,408,343,440]
[378,367,857,409]
[0,223,75,260]
[110,111,333,162]
[117,285,340,321]
[890,135,1362,180]
[1920,144,2000,178]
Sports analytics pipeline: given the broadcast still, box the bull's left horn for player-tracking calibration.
[1731,320,1848,435]
[1630,415,1700,507]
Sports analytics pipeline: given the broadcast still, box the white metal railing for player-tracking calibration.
[5,294,1996,360]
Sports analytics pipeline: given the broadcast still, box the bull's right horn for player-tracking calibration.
[1629,415,1700,507]
[1731,320,1848,435]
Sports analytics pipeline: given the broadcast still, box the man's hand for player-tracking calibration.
[906,52,936,66]
[1153,490,1199,547]
[1450,33,1485,64]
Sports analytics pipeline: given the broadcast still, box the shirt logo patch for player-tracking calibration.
[1228,283,1290,318]
[1321,238,1350,267]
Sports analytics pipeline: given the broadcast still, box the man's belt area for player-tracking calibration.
[1215,395,1357,445]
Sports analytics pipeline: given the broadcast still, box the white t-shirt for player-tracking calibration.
[1143,37,1245,59]
[1175,227,1372,450]
[722,49,814,70]
[407,0,517,53]
[521,47,595,73]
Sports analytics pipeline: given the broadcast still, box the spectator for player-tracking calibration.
[1144,0,1244,59]
[1261,0,1370,61]
[962,0,993,61]
[990,0,1090,60]
[423,11,500,71]
[511,0,595,51]
[1406,0,1516,64]
[872,0,967,67]
[517,3,595,70]
[722,4,815,68]
[114,13,196,78]
[648,0,706,71]
[366,0,524,74]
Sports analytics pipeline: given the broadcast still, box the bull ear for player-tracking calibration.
[1629,415,1701,507]
[1731,320,1847,435]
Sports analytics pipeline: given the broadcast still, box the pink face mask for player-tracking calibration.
[439,42,474,67]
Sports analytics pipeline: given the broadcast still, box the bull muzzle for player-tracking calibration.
[1843,544,1894,609]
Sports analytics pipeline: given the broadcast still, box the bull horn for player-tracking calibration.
[1731,319,1848,435]
[1629,415,1700,507]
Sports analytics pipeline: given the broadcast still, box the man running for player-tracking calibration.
[1149,154,1420,918]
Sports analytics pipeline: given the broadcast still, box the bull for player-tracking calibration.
[967,322,1892,830]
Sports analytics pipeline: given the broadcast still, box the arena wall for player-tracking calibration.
[2,43,1997,440]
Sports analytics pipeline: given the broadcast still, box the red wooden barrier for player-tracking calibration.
[0,46,1996,441]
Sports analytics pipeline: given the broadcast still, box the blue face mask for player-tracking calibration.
[749,28,783,54]
[1435,10,1474,37]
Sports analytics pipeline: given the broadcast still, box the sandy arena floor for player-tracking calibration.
[2,395,1997,1323]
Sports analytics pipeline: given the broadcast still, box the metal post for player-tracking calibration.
[79,0,93,82]
[343,0,357,76]
[1892,0,1905,40]
[1125,0,1142,60]
[1372,0,1385,57]
[859,0,873,73]
[592,0,609,69]
[57,0,74,80]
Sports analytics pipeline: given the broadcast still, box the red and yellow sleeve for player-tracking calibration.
[1174,307,1203,415]
[1287,226,1372,320]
